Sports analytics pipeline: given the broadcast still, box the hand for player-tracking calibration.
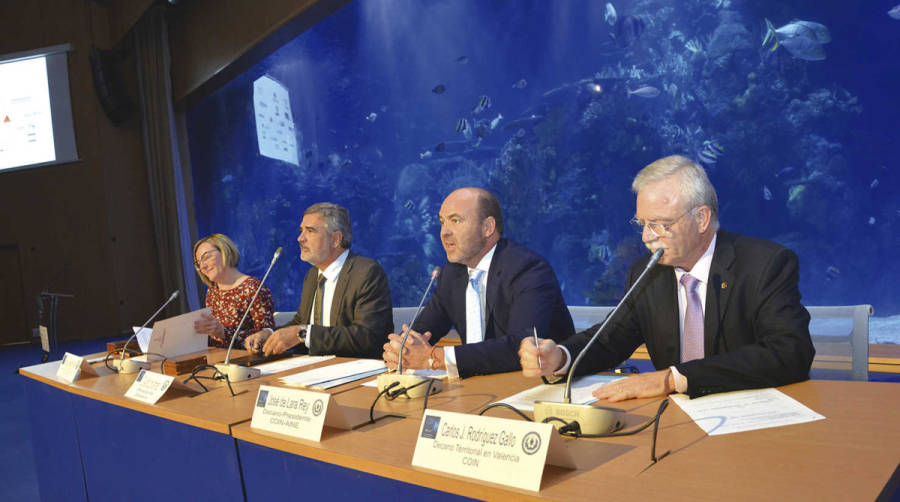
[261,326,303,356]
[383,324,432,370]
[518,337,565,377]
[592,369,675,403]
[244,329,272,353]
[194,314,225,344]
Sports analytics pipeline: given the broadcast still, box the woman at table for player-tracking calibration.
[193,233,275,349]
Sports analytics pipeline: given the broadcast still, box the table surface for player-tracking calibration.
[20,350,900,500]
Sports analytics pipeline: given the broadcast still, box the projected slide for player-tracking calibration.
[0,56,56,170]
[253,75,298,166]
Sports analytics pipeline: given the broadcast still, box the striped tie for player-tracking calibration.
[680,273,704,362]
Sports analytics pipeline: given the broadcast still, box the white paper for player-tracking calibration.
[133,326,152,352]
[278,359,387,389]
[670,388,825,435]
[254,355,335,375]
[146,308,210,358]
[362,368,448,387]
[495,375,625,412]
[253,75,298,166]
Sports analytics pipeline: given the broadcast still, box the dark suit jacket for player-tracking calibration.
[282,252,393,359]
[413,239,575,378]
[563,230,815,398]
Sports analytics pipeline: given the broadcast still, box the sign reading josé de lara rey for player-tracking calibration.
[412,409,575,492]
[250,385,333,442]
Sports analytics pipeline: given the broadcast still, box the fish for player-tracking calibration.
[685,38,703,54]
[435,142,446,152]
[512,79,528,89]
[604,2,617,26]
[697,149,717,165]
[889,5,900,19]
[419,150,432,160]
[455,56,468,64]
[515,128,526,138]
[221,174,234,183]
[610,15,645,48]
[667,83,678,98]
[365,112,378,122]
[788,184,806,202]
[472,95,492,115]
[825,265,840,281]
[626,86,660,98]
[403,199,415,211]
[340,159,352,169]
[868,216,876,225]
[703,139,725,156]
[590,83,604,93]
[870,178,879,189]
[432,84,446,94]
[490,113,503,129]
[456,118,472,140]
[775,166,796,178]
[762,185,773,201]
[763,18,831,61]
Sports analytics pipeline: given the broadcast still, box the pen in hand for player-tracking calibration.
[533,326,542,369]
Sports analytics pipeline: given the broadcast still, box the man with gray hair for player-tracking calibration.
[520,155,815,401]
[245,202,392,358]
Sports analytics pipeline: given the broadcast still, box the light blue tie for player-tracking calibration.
[680,273,704,362]
[466,269,485,343]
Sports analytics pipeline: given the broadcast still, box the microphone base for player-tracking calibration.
[377,373,442,399]
[112,358,151,374]
[214,363,261,382]
[533,401,625,436]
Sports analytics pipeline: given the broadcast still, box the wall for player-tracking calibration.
[0,1,161,344]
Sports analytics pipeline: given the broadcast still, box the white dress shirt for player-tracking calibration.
[443,244,496,379]
[304,249,349,348]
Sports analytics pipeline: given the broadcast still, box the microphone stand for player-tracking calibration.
[112,291,180,374]
[214,247,282,382]
[533,248,664,435]
[376,267,442,399]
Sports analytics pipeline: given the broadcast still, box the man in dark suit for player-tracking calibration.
[244,203,392,358]
[520,155,814,401]
[382,187,574,379]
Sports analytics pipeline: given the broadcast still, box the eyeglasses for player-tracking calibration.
[629,208,695,237]
[193,249,219,269]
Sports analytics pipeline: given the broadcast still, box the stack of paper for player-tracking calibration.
[278,359,387,389]
[254,355,334,375]
[495,375,625,412]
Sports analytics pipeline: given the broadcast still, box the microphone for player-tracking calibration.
[534,247,664,435]
[112,290,180,373]
[215,247,282,382]
[376,266,443,398]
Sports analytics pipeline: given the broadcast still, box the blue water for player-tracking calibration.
[186,0,900,315]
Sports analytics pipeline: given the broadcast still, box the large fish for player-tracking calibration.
[889,4,900,20]
[763,18,831,61]
[610,15,645,49]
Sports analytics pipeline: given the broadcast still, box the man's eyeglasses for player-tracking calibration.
[629,208,695,237]
[194,249,219,269]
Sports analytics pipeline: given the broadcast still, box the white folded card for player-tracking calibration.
[250,385,366,441]
[56,352,98,383]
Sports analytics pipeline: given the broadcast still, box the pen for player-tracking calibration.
[533,326,542,369]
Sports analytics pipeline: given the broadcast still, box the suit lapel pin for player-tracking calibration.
[721,281,728,290]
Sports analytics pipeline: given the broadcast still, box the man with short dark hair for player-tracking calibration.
[245,202,392,358]
[383,187,574,378]
[520,155,815,401]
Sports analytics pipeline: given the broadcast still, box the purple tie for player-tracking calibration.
[680,273,704,362]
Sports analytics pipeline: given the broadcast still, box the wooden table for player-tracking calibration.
[21,353,900,501]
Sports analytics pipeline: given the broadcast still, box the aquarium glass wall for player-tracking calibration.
[186,0,900,332]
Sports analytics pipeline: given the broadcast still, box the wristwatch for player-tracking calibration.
[297,328,307,345]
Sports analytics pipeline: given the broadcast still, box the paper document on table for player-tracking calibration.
[495,375,625,412]
[278,359,388,389]
[670,388,825,435]
[362,368,448,387]
[254,355,334,375]
[133,326,153,352]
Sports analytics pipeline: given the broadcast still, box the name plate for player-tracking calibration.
[412,409,575,492]
[56,352,98,383]
[124,370,175,404]
[251,385,338,442]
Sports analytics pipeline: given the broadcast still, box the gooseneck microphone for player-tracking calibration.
[111,290,180,373]
[215,247,282,382]
[377,266,443,399]
[534,247,665,435]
